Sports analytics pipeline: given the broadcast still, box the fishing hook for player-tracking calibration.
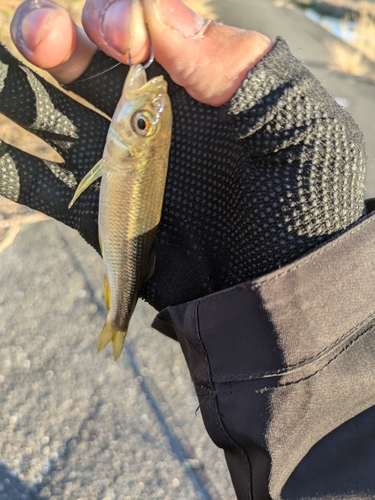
[60,24,154,88]
[140,25,154,70]
[128,24,154,70]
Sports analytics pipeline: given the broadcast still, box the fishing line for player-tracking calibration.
[60,25,154,88]
[59,57,122,88]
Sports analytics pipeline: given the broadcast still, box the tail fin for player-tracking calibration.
[97,319,127,361]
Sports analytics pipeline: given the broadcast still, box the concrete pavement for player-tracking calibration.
[0,220,235,500]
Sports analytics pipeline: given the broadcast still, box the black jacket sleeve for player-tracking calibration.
[153,210,375,500]
[152,39,374,500]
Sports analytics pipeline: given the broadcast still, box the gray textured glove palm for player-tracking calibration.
[0,39,367,312]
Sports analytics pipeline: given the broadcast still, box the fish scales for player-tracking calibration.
[69,63,172,360]
[99,163,162,329]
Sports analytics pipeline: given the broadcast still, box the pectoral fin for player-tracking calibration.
[68,158,105,208]
[97,319,127,361]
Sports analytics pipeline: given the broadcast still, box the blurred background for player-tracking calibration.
[0,1,374,499]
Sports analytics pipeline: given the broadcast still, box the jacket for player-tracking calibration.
[154,208,375,499]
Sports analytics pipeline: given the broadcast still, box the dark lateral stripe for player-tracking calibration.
[112,224,159,329]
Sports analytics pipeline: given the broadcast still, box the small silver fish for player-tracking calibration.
[69,63,172,360]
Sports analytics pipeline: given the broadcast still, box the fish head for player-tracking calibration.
[103,64,173,173]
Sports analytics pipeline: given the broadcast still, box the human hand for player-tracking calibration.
[10,0,272,105]
[0,0,365,313]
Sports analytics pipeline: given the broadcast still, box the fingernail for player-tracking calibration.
[21,7,58,51]
[157,0,206,37]
[102,0,132,55]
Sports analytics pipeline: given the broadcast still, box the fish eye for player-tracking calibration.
[137,118,146,131]
[131,110,157,137]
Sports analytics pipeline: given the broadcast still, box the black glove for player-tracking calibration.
[0,39,367,312]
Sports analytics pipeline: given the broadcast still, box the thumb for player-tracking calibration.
[142,0,273,106]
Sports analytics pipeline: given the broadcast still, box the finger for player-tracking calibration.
[142,0,273,106]
[0,45,109,164]
[81,0,272,106]
[0,138,100,253]
[10,0,97,83]
[82,0,149,65]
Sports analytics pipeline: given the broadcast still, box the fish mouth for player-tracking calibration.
[134,76,167,95]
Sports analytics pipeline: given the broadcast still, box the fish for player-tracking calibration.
[69,63,172,360]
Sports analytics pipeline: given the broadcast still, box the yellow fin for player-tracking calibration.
[112,328,127,361]
[104,274,110,312]
[68,158,105,208]
[97,319,127,361]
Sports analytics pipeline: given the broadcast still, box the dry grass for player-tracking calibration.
[327,6,375,75]
[274,0,295,7]
[327,40,368,74]
[273,0,294,9]
[0,198,49,255]
[295,0,375,17]
[184,0,218,19]
[349,11,375,61]
[295,0,375,76]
